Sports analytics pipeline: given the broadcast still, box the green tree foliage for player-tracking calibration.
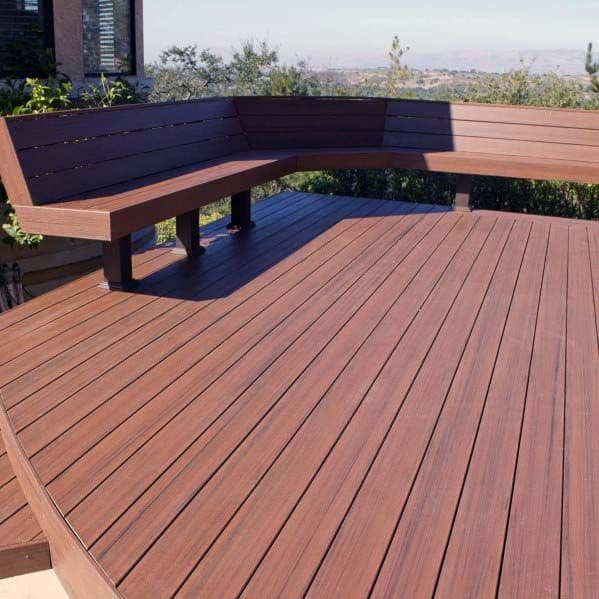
[146,45,229,100]
[586,42,599,93]
[386,36,412,97]
[463,60,591,108]
[228,40,279,94]
[148,41,322,101]
[267,62,320,96]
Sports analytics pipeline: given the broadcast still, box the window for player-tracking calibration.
[82,0,135,76]
[0,0,54,77]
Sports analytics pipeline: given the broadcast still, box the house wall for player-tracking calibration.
[52,0,144,86]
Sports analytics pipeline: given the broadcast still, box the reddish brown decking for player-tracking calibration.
[0,435,50,578]
[1,191,598,598]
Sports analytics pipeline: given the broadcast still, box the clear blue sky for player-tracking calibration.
[143,0,599,67]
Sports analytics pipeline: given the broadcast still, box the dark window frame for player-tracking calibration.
[0,0,56,79]
[83,0,136,78]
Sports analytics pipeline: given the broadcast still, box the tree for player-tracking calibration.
[386,36,411,97]
[267,62,320,96]
[147,45,229,101]
[586,42,599,93]
[229,40,279,95]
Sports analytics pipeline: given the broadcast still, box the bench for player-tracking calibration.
[1,96,598,290]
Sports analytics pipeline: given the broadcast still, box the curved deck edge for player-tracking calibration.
[0,397,120,598]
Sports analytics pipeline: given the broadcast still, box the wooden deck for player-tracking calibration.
[1,191,598,598]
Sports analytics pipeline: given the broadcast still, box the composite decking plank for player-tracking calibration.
[302,218,502,599]
[0,504,43,546]
[561,225,599,598]
[357,220,531,599]
[85,207,449,574]
[497,224,568,598]
[589,226,599,344]
[9,194,360,435]
[434,221,550,598]
[0,193,330,408]
[0,249,177,371]
[0,452,13,487]
[0,194,293,338]
[0,190,297,352]
[0,195,596,598]
[0,245,169,333]
[61,204,439,550]
[181,218,506,599]
[115,213,471,596]
[0,248,170,337]
[0,193,318,398]
[20,196,391,474]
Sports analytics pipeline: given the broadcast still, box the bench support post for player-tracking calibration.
[227,190,255,232]
[174,209,205,257]
[454,174,473,212]
[100,235,136,291]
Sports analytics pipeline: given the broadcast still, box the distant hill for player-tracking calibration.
[319,49,589,76]
[407,49,588,75]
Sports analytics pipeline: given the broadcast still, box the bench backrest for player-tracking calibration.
[0,98,248,205]
[3,96,599,211]
[384,99,599,163]
[235,96,387,149]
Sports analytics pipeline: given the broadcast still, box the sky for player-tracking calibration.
[143,0,599,70]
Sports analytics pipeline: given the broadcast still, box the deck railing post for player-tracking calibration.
[100,235,136,291]
[174,208,205,256]
[228,190,255,232]
[454,174,474,212]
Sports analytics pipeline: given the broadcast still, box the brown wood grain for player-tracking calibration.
[498,224,568,598]
[561,224,599,599]
[2,96,599,245]
[368,220,530,599]
[435,221,550,598]
[0,194,597,599]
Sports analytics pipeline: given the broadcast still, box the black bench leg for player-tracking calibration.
[174,209,205,257]
[454,174,473,212]
[100,235,136,291]
[227,190,255,232]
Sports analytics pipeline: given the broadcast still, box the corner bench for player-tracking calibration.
[1,96,598,290]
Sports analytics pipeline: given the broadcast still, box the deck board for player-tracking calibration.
[0,192,597,598]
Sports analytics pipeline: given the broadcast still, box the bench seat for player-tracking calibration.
[14,147,599,242]
[14,150,297,241]
[2,95,599,290]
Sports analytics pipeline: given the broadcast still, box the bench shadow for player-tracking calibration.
[130,198,445,302]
